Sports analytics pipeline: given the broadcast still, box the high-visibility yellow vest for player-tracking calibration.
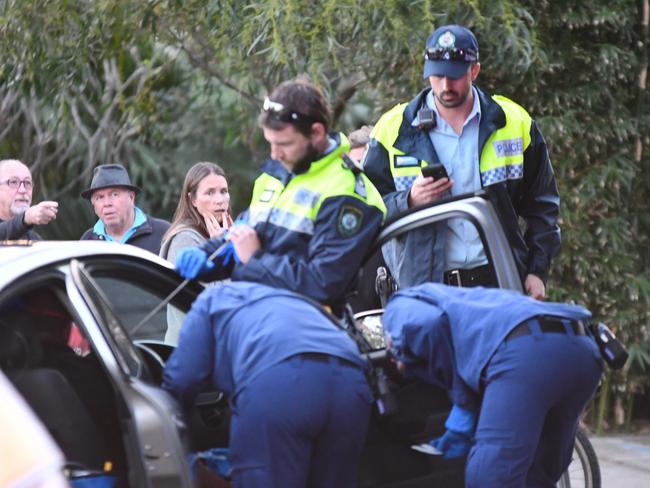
[371,95,532,191]
[249,135,386,234]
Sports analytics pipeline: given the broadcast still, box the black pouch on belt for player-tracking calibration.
[589,322,629,370]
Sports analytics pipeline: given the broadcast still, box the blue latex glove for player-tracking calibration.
[436,404,477,458]
[188,447,232,480]
[215,239,240,266]
[175,247,214,279]
[431,429,473,459]
[445,404,477,434]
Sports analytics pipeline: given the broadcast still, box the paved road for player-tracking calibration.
[590,434,650,487]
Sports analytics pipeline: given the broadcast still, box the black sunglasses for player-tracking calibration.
[262,97,318,125]
[424,47,479,63]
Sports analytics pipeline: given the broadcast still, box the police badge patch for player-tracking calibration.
[337,205,363,237]
[437,31,456,48]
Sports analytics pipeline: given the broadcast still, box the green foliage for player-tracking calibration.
[0,0,648,429]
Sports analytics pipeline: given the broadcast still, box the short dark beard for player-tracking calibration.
[436,86,471,108]
[293,143,321,174]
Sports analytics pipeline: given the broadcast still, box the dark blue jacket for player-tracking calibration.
[364,86,560,285]
[162,282,367,408]
[383,283,591,408]
[0,214,41,240]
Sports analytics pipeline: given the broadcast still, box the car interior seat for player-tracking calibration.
[8,368,112,470]
[0,322,31,370]
[1,287,127,481]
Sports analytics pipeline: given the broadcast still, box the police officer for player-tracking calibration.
[162,281,373,488]
[363,25,559,299]
[383,283,603,487]
[176,79,386,313]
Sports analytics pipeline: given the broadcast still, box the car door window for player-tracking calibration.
[73,257,203,345]
[91,277,184,342]
[72,264,144,377]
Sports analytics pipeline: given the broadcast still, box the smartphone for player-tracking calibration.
[421,163,448,180]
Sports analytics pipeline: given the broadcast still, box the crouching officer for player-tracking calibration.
[162,281,373,488]
[175,78,386,315]
[383,283,603,487]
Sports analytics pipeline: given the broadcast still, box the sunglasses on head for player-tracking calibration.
[262,97,317,125]
[424,47,479,63]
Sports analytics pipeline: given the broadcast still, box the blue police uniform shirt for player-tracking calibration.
[384,283,592,399]
[92,207,147,243]
[162,282,366,408]
[424,87,487,270]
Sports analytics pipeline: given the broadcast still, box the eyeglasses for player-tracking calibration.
[424,47,479,63]
[0,178,33,190]
[262,97,317,125]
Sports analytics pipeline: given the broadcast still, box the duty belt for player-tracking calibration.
[296,352,360,369]
[443,264,495,287]
[506,316,587,342]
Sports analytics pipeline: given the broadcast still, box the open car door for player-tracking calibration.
[68,258,196,488]
[353,193,523,487]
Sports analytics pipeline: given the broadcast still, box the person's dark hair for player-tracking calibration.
[258,77,331,136]
[163,162,229,242]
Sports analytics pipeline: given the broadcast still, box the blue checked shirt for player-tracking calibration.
[425,88,488,270]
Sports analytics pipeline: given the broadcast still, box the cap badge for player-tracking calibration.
[437,31,456,49]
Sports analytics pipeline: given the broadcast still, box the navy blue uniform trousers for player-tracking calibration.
[466,320,603,488]
[229,354,373,488]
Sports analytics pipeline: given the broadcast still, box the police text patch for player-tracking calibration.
[493,138,523,158]
[293,188,320,208]
[337,206,363,237]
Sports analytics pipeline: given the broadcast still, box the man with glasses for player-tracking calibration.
[80,164,170,254]
[0,159,58,240]
[176,78,386,315]
[363,25,560,300]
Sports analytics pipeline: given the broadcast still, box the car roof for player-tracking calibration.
[0,240,173,289]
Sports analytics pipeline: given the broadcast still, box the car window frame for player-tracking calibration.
[68,256,204,379]
[70,259,146,378]
[369,193,523,292]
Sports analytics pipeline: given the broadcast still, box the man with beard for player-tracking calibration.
[0,159,58,240]
[176,78,386,314]
[363,25,559,300]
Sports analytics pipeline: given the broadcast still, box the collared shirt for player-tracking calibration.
[93,207,146,244]
[425,87,487,270]
[324,136,337,155]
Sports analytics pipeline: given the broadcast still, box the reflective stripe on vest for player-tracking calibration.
[249,134,386,235]
[372,95,532,189]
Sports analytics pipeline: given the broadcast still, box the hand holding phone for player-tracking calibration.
[421,163,448,181]
[409,163,453,207]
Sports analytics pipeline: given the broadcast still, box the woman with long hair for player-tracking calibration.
[160,162,233,263]
[160,162,232,344]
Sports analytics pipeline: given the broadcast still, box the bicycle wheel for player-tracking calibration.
[557,427,601,488]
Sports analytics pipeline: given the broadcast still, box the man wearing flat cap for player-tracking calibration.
[80,164,170,254]
[363,24,560,300]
